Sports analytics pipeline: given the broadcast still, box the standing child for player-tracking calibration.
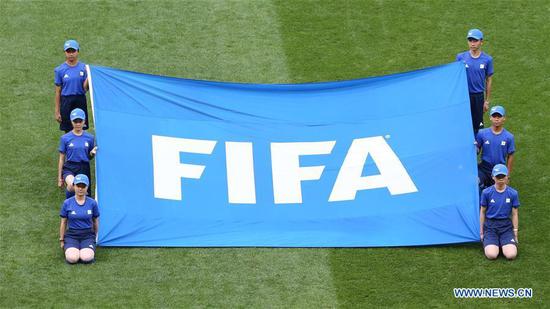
[456,28,494,134]
[476,105,515,191]
[58,108,97,197]
[54,39,89,132]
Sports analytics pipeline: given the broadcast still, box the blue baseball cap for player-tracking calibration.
[467,29,483,40]
[63,39,80,51]
[73,174,90,186]
[70,108,86,121]
[492,164,508,177]
[490,105,506,117]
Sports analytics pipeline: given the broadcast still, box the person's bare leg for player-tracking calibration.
[502,244,517,260]
[65,248,80,264]
[484,245,499,260]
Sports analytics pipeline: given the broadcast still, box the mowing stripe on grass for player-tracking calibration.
[1,1,339,307]
[189,0,292,83]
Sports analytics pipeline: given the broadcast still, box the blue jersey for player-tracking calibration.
[481,186,519,219]
[60,197,99,229]
[475,128,515,165]
[456,51,494,93]
[59,131,95,163]
[54,62,87,96]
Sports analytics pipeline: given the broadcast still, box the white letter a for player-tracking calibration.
[329,136,417,201]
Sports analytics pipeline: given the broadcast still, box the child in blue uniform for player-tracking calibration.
[456,29,494,134]
[480,164,519,260]
[476,105,515,191]
[54,39,89,132]
[59,174,99,264]
[58,108,97,197]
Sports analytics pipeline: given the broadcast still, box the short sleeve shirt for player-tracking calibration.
[59,131,95,163]
[480,186,520,219]
[60,197,100,229]
[54,62,87,96]
[456,51,494,93]
[475,128,515,165]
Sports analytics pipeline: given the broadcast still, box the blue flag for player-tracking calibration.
[88,62,479,247]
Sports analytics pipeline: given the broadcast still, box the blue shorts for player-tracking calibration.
[483,218,517,248]
[64,228,96,251]
[469,92,485,135]
[478,160,494,189]
[62,161,91,181]
[60,95,89,132]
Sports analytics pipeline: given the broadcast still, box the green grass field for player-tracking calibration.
[1,0,549,307]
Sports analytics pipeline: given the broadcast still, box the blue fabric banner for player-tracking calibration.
[88,62,479,247]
